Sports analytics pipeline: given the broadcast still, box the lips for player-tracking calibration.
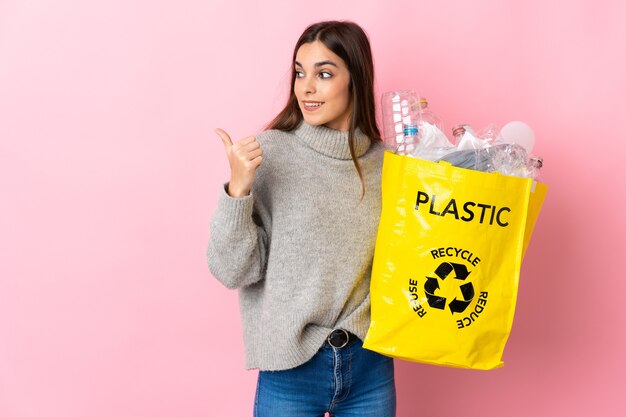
[302,101,324,112]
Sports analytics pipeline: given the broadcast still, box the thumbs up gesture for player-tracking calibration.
[215,128,263,198]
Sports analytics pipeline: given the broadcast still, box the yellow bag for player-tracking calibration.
[363,151,547,370]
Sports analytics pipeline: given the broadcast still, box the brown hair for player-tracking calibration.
[266,20,380,198]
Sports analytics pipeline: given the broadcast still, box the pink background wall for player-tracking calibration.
[1,0,624,416]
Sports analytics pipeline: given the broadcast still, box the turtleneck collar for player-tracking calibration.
[293,121,371,160]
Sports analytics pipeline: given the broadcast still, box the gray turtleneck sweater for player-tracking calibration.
[207,121,384,371]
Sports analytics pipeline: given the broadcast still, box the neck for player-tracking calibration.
[293,121,371,160]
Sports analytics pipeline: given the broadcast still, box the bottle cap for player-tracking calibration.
[452,125,466,137]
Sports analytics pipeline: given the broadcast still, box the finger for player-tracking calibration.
[250,155,263,167]
[245,140,261,151]
[247,148,263,160]
[215,128,234,150]
[235,136,258,147]
[237,140,261,153]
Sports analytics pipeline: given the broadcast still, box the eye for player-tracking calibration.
[319,71,332,79]
[294,70,304,78]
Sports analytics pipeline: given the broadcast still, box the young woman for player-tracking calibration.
[208,21,396,417]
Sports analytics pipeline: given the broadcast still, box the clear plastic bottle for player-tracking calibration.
[476,123,502,145]
[486,144,542,179]
[451,124,466,145]
[403,98,453,160]
[529,156,543,179]
[418,99,443,130]
[415,98,448,147]
[401,124,419,155]
[381,90,420,153]
[452,124,488,151]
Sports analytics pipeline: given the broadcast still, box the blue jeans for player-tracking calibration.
[254,338,396,417]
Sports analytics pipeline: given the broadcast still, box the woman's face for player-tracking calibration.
[294,40,352,131]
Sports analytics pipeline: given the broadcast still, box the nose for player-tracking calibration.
[301,74,316,95]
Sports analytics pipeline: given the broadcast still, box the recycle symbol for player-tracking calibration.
[424,262,475,314]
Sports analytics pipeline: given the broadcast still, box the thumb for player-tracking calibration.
[214,128,234,150]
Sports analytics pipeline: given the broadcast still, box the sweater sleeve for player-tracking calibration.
[207,183,268,290]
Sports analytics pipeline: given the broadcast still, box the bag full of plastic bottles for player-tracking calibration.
[363,90,548,369]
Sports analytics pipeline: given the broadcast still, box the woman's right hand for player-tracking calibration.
[215,128,263,198]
